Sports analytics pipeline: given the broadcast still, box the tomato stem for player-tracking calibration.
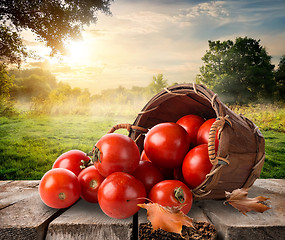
[80,159,93,169]
[91,146,102,163]
[58,192,66,200]
[89,179,98,189]
[174,187,185,204]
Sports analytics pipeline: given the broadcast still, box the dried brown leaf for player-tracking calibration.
[225,188,271,215]
[138,202,194,235]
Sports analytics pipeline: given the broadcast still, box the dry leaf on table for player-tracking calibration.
[138,202,194,235]
[224,188,271,215]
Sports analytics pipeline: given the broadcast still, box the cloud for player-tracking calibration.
[179,1,229,19]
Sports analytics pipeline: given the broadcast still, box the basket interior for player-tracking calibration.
[137,93,216,128]
[132,91,217,152]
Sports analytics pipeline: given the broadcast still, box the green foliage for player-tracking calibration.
[230,103,285,132]
[0,63,17,116]
[10,68,57,88]
[275,55,285,101]
[0,0,113,65]
[0,26,28,66]
[8,70,170,117]
[7,68,95,115]
[0,63,13,99]
[148,73,168,94]
[197,37,275,104]
[13,74,53,100]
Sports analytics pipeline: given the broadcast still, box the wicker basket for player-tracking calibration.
[110,83,265,200]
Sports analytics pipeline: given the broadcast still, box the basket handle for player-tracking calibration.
[107,123,148,134]
[208,115,232,166]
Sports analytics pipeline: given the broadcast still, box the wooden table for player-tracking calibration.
[0,179,284,240]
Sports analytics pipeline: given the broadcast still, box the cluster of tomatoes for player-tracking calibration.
[39,114,218,219]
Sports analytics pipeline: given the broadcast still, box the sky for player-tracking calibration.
[23,0,285,94]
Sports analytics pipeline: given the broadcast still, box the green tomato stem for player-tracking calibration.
[174,186,185,204]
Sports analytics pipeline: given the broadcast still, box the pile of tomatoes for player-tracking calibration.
[39,114,218,219]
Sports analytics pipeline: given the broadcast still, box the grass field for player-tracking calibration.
[261,130,285,179]
[0,115,133,180]
[0,112,284,180]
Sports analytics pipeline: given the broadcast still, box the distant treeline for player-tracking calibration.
[3,68,169,116]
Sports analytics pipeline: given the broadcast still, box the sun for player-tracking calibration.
[65,40,90,65]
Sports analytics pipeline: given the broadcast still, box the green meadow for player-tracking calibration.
[0,115,132,180]
[0,104,284,180]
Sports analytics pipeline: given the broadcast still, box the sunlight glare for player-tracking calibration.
[65,40,90,65]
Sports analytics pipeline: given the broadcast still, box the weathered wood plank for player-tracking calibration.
[46,199,134,240]
[0,180,64,240]
[196,179,285,240]
[0,181,13,187]
[1,179,284,240]
[0,180,39,209]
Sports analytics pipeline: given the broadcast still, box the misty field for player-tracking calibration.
[0,103,285,180]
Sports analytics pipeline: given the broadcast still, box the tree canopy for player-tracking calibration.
[0,0,113,66]
[196,37,275,104]
[148,73,168,94]
[0,63,13,100]
[275,55,285,101]
[0,63,14,115]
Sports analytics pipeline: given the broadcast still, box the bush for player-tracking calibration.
[230,103,285,132]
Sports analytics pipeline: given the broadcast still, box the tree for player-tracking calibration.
[0,0,113,66]
[148,73,168,94]
[275,55,285,101]
[0,63,13,99]
[0,63,15,115]
[196,37,275,104]
[0,26,28,66]
[10,68,57,100]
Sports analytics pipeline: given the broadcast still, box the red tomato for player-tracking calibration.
[132,160,164,193]
[52,149,91,176]
[173,167,186,183]
[93,133,140,177]
[98,172,146,219]
[78,166,105,203]
[39,168,80,209]
[197,118,219,151]
[141,151,173,180]
[182,144,213,189]
[140,150,150,161]
[149,180,193,214]
[144,122,190,169]
[176,114,205,147]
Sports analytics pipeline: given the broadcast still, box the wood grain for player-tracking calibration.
[0,181,63,240]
